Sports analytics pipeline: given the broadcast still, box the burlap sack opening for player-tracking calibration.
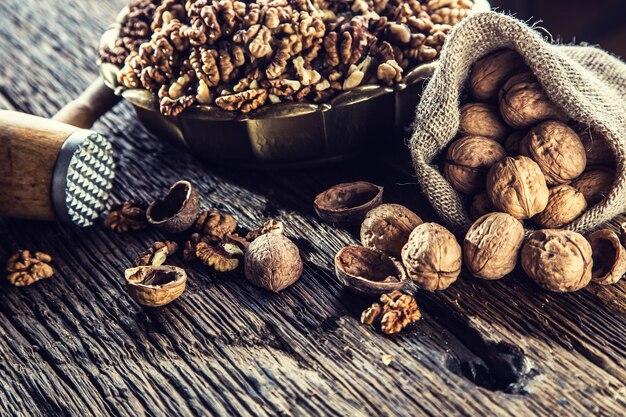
[410,11,626,235]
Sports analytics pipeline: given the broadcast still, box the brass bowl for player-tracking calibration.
[99,2,489,168]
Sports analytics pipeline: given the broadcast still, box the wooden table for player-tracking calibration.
[1,1,625,416]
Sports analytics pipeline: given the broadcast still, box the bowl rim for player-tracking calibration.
[98,0,490,121]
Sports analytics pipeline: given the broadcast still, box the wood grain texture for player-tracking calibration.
[0,1,625,416]
[0,110,77,221]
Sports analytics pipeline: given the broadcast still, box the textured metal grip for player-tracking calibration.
[51,130,115,227]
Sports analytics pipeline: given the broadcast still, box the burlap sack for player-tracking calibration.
[410,11,626,235]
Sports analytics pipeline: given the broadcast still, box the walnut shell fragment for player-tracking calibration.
[147,180,199,233]
[533,185,586,229]
[444,136,506,195]
[125,265,187,307]
[499,72,567,128]
[469,49,527,102]
[463,212,524,280]
[244,234,302,292]
[521,230,592,292]
[458,103,509,142]
[587,229,626,285]
[520,121,586,185]
[335,246,409,295]
[360,204,423,258]
[401,223,462,291]
[571,168,614,206]
[314,181,383,226]
[487,156,549,220]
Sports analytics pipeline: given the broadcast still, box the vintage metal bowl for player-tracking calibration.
[99,1,489,168]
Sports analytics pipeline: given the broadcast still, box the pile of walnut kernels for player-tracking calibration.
[100,0,474,115]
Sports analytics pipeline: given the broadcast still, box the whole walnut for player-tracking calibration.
[499,72,567,128]
[521,229,592,292]
[487,156,549,220]
[401,223,462,291]
[244,234,303,292]
[577,127,615,167]
[503,130,525,156]
[458,103,510,142]
[469,49,527,101]
[571,168,614,206]
[469,191,495,220]
[360,204,423,258]
[444,136,506,195]
[520,121,586,185]
[463,212,524,280]
[533,185,586,229]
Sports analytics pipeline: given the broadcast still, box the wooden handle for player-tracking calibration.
[52,78,120,128]
[0,110,79,221]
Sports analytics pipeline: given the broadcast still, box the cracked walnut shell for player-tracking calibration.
[521,229,592,292]
[401,223,462,291]
[360,204,423,258]
[458,103,509,142]
[520,121,586,185]
[147,180,199,233]
[444,136,507,195]
[587,229,626,285]
[533,185,586,229]
[463,212,524,280]
[125,265,187,307]
[314,181,383,226]
[499,72,567,129]
[469,49,527,102]
[335,246,409,296]
[244,233,302,292]
[487,156,549,220]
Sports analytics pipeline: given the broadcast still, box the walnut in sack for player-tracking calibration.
[458,103,509,142]
[444,136,506,195]
[486,156,549,220]
[499,72,567,128]
[521,229,592,292]
[469,49,527,101]
[533,185,586,229]
[571,168,614,206]
[6,250,54,286]
[519,121,586,185]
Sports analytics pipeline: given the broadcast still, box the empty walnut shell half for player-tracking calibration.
[587,229,626,285]
[147,180,199,233]
[335,246,409,296]
[314,181,383,226]
[360,204,423,258]
[124,265,187,307]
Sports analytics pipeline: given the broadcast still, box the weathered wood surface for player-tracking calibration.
[1,1,625,416]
